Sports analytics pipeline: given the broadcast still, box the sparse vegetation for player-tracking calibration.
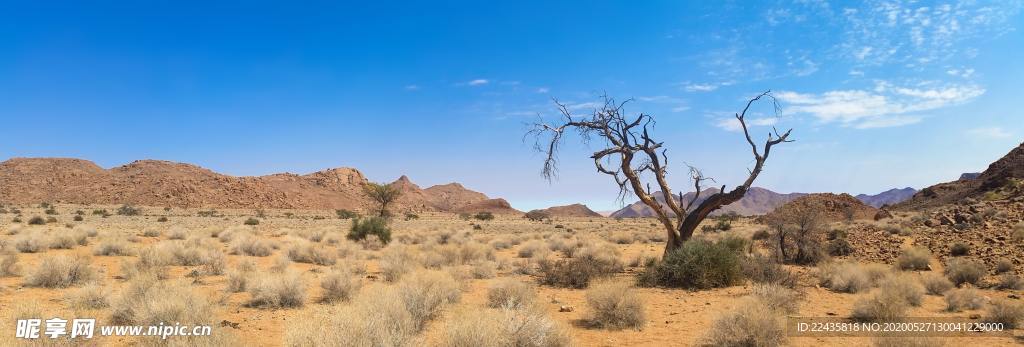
[24,255,95,288]
[984,299,1024,328]
[247,270,307,308]
[639,238,743,289]
[702,298,786,347]
[348,217,391,245]
[117,204,142,216]
[895,247,931,271]
[487,278,536,309]
[945,287,985,312]
[944,258,985,286]
[585,279,646,330]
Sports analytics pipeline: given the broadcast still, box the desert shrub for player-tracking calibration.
[538,253,620,289]
[921,273,954,295]
[517,240,547,258]
[610,231,634,244]
[895,247,931,271]
[851,291,908,322]
[816,262,877,293]
[995,257,1011,274]
[111,276,213,326]
[166,226,188,240]
[440,305,571,347]
[263,255,287,273]
[380,246,419,282]
[396,269,461,331]
[585,279,646,330]
[348,217,391,245]
[67,283,110,309]
[471,261,497,279]
[487,278,536,309]
[319,269,362,303]
[287,241,337,265]
[751,229,771,240]
[48,234,76,249]
[335,209,359,219]
[984,299,1024,328]
[638,239,743,290]
[230,234,274,256]
[116,204,142,216]
[826,237,854,256]
[142,229,161,237]
[73,215,84,221]
[474,211,494,221]
[227,260,256,293]
[741,255,797,288]
[286,286,418,347]
[27,216,46,225]
[0,252,20,277]
[702,298,785,347]
[945,287,985,311]
[12,233,44,253]
[751,283,800,314]
[93,239,133,256]
[879,274,924,306]
[244,217,260,225]
[247,270,307,308]
[949,242,970,256]
[1014,223,1024,242]
[996,273,1024,290]
[944,258,985,286]
[524,210,550,222]
[24,255,94,288]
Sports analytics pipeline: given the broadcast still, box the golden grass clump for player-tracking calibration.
[487,278,536,309]
[702,297,786,347]
[247,270,307,308]
[440,305,572,347]
[319,268,362,303]
[895,247,932,271]
[24,255,95,288]
[286,285,419,347]
[945,287,985,312]
[111,276,213,326]
[921,272,954,295]
[851,290,909,322]
[585,279,646,330]
[286,240,337,265]
[396,269,462,331]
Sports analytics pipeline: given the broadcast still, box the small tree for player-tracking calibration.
[363,182,402,218]
[474,211,495,221]
[528,91,792,255]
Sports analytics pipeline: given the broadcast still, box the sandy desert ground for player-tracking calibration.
[1,204,1022,346]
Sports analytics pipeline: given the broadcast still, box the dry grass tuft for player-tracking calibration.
[851,290,908,322]
[944,258,985,286]
[396,269,462,331]
[945,287,985,312]
[286,285,418,346]
[895,247,931,271]
[921,273,954,295]
[93,238,133,256]
[24,255,95,288]
[751,283,800,314]
[319,269,362,303]
[487,278,536,309]
[440,305,572,347]
[984,299,1024,328]
[585,279,646,330]
[247,270,307,308]
[702,298,785,347]
[878,274,924,306]
[111,276,213,326]
[0,251,19,277]
[231,234,274,257]
[287,240,337,265]
[66,283,111,309]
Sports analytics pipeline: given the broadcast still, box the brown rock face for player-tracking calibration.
[533,203,602,218]
[456,198,522,215]
[760,193,878,224]
[899,142,1024,209]
[0,157,495,212]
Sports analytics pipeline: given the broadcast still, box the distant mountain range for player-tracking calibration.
[854,187,918,208]
[530,203,602,218]
[899,142,1024,209]
[0,158,501,213]
[609,186,920,218]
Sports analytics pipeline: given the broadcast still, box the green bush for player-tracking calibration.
[827,237,854,256]
[474,212,494,221]
[336,209,359,219]
[524,210,550,222]
[404,213,419,221]
[27,216,45,225]
[348,217,391,245]
[244,217,260,226]
[638,239,744,289]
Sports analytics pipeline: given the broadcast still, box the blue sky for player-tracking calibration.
[1,1,1022,211]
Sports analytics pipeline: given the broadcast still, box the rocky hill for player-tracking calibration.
[609,187,805,218]
[898,142,1024,210]
[455,198,523,215]
[759,193,879,224]
[0,157,491,212]
[532,203,602,218]
[855,187,917,208]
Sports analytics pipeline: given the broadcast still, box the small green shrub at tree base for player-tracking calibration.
[244,218,260,226]
[638,239,744,290]
[28,216,46,225]
[348,217,391,245]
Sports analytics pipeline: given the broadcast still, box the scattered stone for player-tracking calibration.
[558,305,574,312]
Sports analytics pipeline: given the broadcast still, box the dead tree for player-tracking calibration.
[527,91,792,255]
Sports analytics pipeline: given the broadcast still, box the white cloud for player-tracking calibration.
[777,81,984,129]
[404,84,419,91]
[967,127,1012,139]
[681,81,733,92]
[467,79,489,86]
[536,87,550,93]
[671,106,691,113]
[714,116,779,132]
